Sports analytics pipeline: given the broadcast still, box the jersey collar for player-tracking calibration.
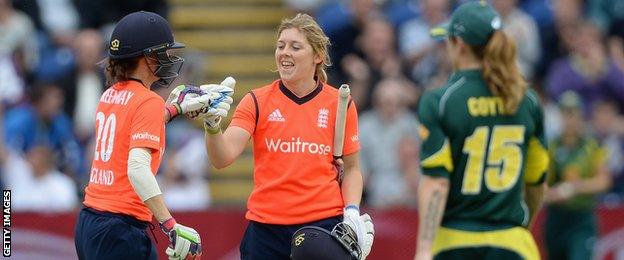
[279,80,323,105]
[453,69,482,78]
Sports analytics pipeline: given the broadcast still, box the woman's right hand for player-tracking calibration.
[199,77,236,134]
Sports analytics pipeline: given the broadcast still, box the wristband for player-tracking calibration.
[160,217,177,231]
[345,204,360,212]
[166,104,180,120]
[204,120,221,135]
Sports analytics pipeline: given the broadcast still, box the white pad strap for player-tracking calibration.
[128,148,162,202]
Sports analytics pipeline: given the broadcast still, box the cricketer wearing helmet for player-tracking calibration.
[74,11,234,260]
[415,2,549,260]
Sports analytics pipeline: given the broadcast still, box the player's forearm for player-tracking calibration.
[571,165,612,195]
[144,195,173,223]
[205,131,234,169]
[340,153,363,207]
[416,175,449,254]
[205,128,248,169]
[524,182,546,228]
[341,165,363,207]
[205,126,250,169]
[127,148,172,222]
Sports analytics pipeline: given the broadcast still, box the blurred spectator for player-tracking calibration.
[58,29,105,141]
[359,78,419,208]
[3,145,78,212]
[3,83,81,177]
[545,91,612,260]
[537,0,584,83]
[587,0,624,33]
[591,100,624,197]
[160,123,211,211]
[317,0,379,87]
[0,0,37,104]
[383,0,419,28]
[521,0,555,28]
[283,0,326,14]
[38,0,79,42]
[342,16,412,111]
[598,0,624,73]
[608,32,624,73]
[542,95,564,143]
[492,0,541,80]
[31,0,79,82]
[545,20,624,117]
[76,0,168,30]
[398,0,451,90]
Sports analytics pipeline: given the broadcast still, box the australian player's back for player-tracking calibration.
[436,77,543,231]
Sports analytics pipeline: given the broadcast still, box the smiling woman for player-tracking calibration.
[201,13,375,260]
[275,14,331,90]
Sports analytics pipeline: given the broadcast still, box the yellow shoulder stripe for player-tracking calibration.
[525,137,549,184]
[421,139,454,173]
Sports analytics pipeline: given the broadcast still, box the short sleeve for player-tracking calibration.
[418,92,453,178]
[229,92,257,135]
[343,99,360,155]
[524,92,549,185]
[230,92,258,135]
[129,97,165,150]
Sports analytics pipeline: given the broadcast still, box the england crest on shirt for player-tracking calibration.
[317,108,329,128]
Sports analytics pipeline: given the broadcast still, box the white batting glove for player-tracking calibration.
[165,85,187,106]
[165,85,208,121]
[199,76,236,134]
[160,218,202,260]
[343,205,375,259]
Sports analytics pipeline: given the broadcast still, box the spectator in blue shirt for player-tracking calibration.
[3,82,81,178]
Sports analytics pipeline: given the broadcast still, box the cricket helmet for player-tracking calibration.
[291,223,361,260]
[108,11,185,88]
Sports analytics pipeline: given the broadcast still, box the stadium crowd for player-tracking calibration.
[1,0,623,218]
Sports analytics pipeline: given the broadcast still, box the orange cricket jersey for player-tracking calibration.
[230,80,360,225]
[83,80,166,222]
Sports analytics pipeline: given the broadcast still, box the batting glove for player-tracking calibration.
[198,76,236,134]
[160,218,202,260]
[343,205,375,259]
[165,85,209,120]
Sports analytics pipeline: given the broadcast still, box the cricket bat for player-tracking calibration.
[333,84,350,159]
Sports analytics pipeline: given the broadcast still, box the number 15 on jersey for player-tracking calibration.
[462,125,526,194]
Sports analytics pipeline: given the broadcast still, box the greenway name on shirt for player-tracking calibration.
[100,89,134,105]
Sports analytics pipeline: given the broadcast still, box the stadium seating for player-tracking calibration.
[169,0,288,206]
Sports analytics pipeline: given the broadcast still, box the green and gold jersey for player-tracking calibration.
[548,137,607,211]
[418,69,549,231]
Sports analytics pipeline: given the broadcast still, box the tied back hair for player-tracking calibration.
[470,30,527,114]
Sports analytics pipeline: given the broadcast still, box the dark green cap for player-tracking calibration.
[430,0,502,46]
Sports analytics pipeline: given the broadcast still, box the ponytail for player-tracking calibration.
[316,66,328,83]
[471,31,527,114]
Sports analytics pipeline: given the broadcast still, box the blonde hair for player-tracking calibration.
[470,31,527,114]
[277,13,331,83]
